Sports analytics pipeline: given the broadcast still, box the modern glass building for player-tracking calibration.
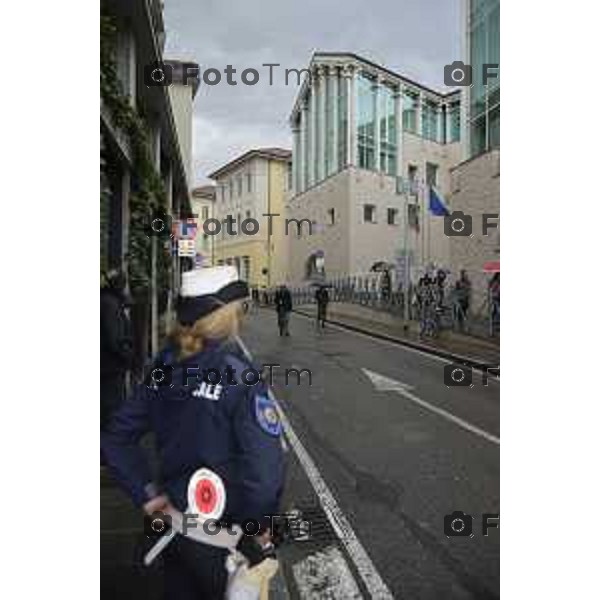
[287,53,464,284]
[466,0,500,156]
[290,53,461,196]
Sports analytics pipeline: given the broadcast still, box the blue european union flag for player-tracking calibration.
[428,186,450,216]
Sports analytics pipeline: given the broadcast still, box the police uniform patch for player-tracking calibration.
[255,394,282,437]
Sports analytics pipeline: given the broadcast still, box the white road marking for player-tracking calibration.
[363,368,500,446]
[291,310,500,385]
[236,336,394,599]
[293,546,363,599]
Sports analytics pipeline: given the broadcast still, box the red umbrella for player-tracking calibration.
[483,261,500,273]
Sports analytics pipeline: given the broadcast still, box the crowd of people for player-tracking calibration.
[248,268,499,339]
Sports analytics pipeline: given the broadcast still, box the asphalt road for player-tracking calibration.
[241,308,499,600]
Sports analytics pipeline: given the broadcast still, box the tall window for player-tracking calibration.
[380,84,397,175]
[315,87,322,181]
[247,172,252,193]
[469,0,500,155]
[426,162,438,187]
[422,101,438,141]
[403,90,418,133]
[237,177,243,197]
[325,74,335,177]
[242,256,251,282]
[387,208,398,225]
[408,165,418,195]
[356,74,376,170]
[449,103,461,142]
[338,76,348,168]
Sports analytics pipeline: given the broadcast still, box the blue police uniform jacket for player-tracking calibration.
[101,339,285,529]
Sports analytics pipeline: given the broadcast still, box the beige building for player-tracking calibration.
[448,150,499,310]
[287,52,462,286]
[209,148,292,288]
[447,0,500,313]
[190,185,216,267]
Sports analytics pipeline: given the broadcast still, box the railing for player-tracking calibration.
[256,277,499,339]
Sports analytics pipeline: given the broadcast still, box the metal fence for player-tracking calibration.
[257,276,499,339]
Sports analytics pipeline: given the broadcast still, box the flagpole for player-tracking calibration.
[427,185,431,267]
[403,193,409,322]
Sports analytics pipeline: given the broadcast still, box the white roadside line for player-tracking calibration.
[236,336,395,600]
[291,310,500,386]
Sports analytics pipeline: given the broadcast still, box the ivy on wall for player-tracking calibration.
[100,15,172,299]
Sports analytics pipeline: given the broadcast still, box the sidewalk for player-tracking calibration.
[294,302,499,366]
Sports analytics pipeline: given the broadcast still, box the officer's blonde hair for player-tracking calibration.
[173,300,243,358]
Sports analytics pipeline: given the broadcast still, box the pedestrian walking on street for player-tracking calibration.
[417,273,437,338]
[274,284,293,336]
[489,272,500,335]
[251,286,259,312]
[101,266,285,600]
[100,268,133,430]
[315,285,329,329]
[453,269,472,332]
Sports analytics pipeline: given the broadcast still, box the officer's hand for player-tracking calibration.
[143,494,173,516]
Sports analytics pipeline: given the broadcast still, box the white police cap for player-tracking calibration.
[177,266,248,325]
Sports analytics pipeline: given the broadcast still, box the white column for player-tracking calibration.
[394,84,404,179]
[309,73,317,187]
[291,124,300,195]
[344,65,357,167]
[416,92,423,137]
[331,67,339,173]
[317,65,326,184]
[301,100,309,192]
[373,76,381,171]
[436,104,443,143]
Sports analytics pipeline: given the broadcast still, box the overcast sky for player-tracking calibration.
[163,0,461,186]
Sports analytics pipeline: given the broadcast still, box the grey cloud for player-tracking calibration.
[163,0,460,185]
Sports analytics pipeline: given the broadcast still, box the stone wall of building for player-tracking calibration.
[448,149,500,313]
[286,135,463,285]
[286,170,352,284]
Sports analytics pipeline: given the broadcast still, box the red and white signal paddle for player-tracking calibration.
[144,468,227,566]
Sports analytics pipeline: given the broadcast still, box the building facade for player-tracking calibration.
[449,0,500,312]
[101,0,196,357]
[462,0,500,158]
[191,185,216,267]
[209,148,292,288]
[287,52,462,285]
[166,59,200,188]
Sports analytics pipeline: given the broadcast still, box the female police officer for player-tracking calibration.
[101,266,285,599]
